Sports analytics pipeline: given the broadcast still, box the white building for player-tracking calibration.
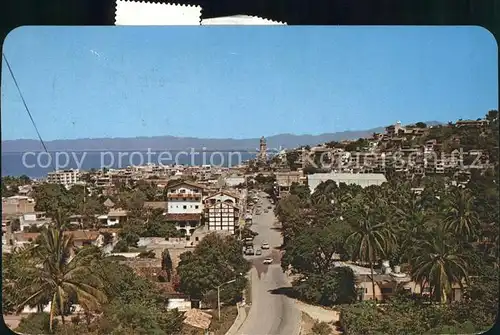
[224,176,246,187]
[103,209,128,227]
[307,173,387,194]
[203,191,241,234]
[165,181,205,236]
[47,169,80,187]
[19,212,52,231]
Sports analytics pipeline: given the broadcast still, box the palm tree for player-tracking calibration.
[345,199,396,301]
[409,228,469,303]
[14,227,108,332]
[311,180,338,205]
[443,187,480,240]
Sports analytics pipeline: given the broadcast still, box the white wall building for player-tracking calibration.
[166,181,205,214]
[105,209,128,226]
[19,212,51,231]
[166,181,205,236]
[307,173,387,194]
[224,176,246,187]
[47,169,80,187]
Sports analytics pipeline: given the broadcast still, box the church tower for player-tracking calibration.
[259,136,267,162]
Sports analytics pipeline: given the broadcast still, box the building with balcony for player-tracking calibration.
[47,169,81,187]
[455,119,489,128]
[166,181,205,236]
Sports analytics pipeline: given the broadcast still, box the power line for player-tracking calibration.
[2,52,55,171]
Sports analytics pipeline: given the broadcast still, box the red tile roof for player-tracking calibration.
[166,180,206,191]
[204,191,239,201]
[165,213,201,222]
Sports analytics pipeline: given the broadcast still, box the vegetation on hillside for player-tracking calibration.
[274,110,499,333]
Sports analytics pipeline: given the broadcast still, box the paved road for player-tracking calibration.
[238,192,301,335]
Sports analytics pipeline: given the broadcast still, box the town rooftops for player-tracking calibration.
[143,201,168,210]
[14,230,101,242]
[108,208,128,217]
[356,273,412,284]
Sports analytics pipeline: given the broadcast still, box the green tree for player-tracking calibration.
[11,228,107,332]
[289,182,311,201]
[15,312,58,334]
[32,183,73,219]
[443,187,480,240]
[177,233,250,304]
[293,266,357,306]
[409,228,469,303]
[161,249,173,282]
[415,122,427,128]
[345,196,396,301]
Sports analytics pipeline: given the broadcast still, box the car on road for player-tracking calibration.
[245,248,255,256]
[255,249,262,255]
[263,258,273,265]
[261,242,270,250]
[267,206,272,209]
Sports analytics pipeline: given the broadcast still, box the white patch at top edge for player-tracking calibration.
[115,1,202,25]
[201,15,287,25]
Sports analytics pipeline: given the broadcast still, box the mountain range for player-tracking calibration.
[1,121,442,153]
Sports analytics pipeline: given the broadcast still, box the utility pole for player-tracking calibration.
[216,279,236,320]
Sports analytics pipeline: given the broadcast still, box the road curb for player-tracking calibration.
[224,270,254,335]
[224,303,248,335]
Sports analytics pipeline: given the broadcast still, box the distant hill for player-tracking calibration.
[1,121,442,153]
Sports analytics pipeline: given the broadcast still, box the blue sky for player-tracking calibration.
[1,26,497,141]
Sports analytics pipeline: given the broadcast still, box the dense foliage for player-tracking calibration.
[276,111,499,331]
[1,175,31,197]
[177,233,250,306]
[3,225,185,334]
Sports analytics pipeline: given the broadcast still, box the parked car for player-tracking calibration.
[255,249,262,256]
[263,258,273,265]
[264,210,269,213]
[245,248,255,256]
[267,206,272,209]
[261,242,270,250]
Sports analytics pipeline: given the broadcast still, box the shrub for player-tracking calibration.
[312,321,331,335]
[138,250,156,258]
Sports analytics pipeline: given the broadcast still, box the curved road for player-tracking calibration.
[237,192,301,335]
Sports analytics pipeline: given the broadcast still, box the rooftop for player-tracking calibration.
[165,213,201,222]
[308,173,387,181]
